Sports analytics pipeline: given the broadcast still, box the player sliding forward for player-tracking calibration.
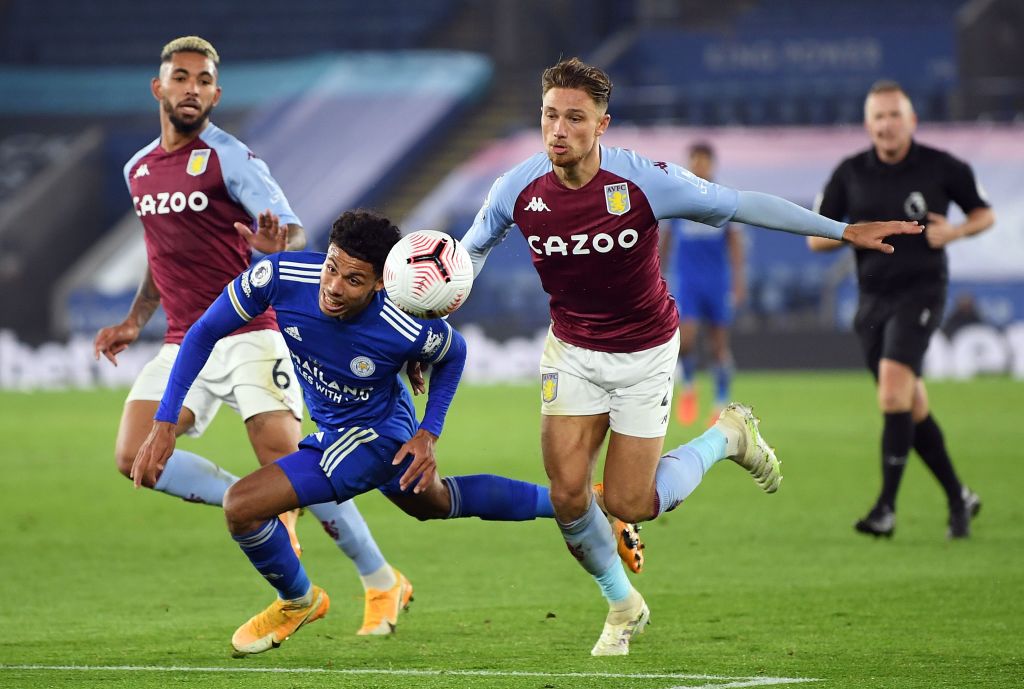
[130,210,642,656]
[461,57,924,656]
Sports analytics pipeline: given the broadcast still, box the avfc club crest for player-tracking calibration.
[187,148,211,176]
[541,372,558,403]
[604,183,630,216]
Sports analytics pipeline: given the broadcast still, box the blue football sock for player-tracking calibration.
[153,449,238,505]
[307,500,386,577]
[713,362,733,406]
[443,475,554,520]
[654,426,728,517]
[680,354,697,387]
[558,497,630,602]
[233,518,311,600]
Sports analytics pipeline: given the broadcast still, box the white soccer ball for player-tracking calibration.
[383,230,474,318]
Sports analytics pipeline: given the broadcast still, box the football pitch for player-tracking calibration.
[1,372,1021,689]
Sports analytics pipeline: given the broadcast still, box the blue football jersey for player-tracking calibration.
[225,251,458,441]
[669,219,731,287]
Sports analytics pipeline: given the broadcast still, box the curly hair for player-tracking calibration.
[328,210,401,277]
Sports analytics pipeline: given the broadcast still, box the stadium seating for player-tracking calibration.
[0,0,456,64]
[0,133,74,204]
[602,0,966,125]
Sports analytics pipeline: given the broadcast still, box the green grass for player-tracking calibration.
[1,373,1022,688]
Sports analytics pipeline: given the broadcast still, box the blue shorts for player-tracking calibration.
[676,279,732,326]
[275,428,416,506]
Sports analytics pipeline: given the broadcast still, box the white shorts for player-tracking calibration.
[127,329,303,437]
[538,328,679,438]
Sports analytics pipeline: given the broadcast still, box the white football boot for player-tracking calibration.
[715,403,782,493]
[590,590,650,656]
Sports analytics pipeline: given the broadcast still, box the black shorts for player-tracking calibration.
[854,284,945,379]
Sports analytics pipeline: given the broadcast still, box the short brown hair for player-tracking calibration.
[868,79,907,98]
[541,57,612,109]
[160,36,220,66]
[689,141,715,160]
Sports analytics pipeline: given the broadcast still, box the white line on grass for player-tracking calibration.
[0,664,818,687]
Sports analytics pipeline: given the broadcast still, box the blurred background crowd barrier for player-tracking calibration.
[1,0,1022,387]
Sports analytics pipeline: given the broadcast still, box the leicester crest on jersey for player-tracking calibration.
[187,148,211,176]
[604,183,630,216]
[350,356,376,377]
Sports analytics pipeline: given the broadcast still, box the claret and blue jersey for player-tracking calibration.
[462,145,739,353]
[124,122,300,343]
[156,250,465,446]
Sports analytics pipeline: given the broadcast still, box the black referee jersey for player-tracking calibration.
[816,141,989,294]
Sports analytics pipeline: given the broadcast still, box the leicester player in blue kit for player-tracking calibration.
[663,142,746,426]
[132,210,561,655]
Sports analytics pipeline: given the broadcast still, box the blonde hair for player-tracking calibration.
[160,36,219,66]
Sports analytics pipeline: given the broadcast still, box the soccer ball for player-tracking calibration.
[383,230,474,318]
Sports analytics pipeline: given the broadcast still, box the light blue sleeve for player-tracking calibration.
[604,148,846,240]
[602,148,739,227]
[461,154,549,276]
[208,130,302,227]
[733,191,847,240]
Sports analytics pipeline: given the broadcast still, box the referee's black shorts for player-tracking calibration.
[854,283,946,379]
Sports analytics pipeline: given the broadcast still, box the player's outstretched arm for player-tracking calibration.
[733,191,921,254]
[841,221,923,254]
[93,266,160,365]
[807,236,845,252]
[131,421,177,488]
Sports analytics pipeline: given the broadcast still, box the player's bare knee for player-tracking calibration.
[604,491,652,524]
[550,483,590,521]
[223,484,258,533]
[115,445,153,482]
[402,503,446,521]
[115,451,135,479]
[878,390,912,412]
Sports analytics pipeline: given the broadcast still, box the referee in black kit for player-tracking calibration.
[808,80,995,539]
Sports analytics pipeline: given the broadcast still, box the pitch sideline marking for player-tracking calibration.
[0,664,818,687]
